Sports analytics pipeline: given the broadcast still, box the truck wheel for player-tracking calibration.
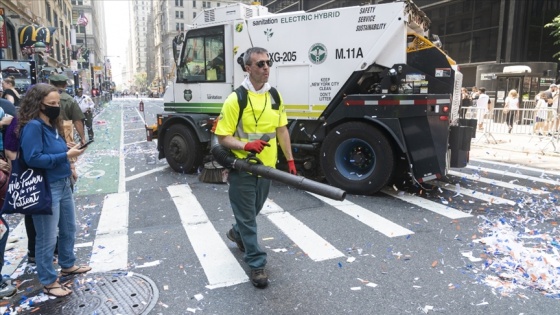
[164,125,202,173]
[320,122,394,195]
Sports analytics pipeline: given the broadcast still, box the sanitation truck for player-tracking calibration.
[148,0,472,195]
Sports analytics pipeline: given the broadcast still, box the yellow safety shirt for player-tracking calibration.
[215,89,287,168]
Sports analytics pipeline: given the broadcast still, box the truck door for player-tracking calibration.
[170,25,233,114]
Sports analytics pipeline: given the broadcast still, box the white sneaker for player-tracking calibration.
[7,237,18,243]
[4,243,15,251]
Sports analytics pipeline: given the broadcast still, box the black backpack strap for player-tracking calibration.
[269,87,281,110]
[234,85,282,124]
[234,85,248,126]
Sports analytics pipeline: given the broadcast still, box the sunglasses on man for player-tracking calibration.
[254,60,273,68]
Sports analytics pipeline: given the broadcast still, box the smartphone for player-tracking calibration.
[78,140,94,149]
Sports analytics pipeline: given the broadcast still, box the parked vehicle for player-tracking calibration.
[147,0,471,195]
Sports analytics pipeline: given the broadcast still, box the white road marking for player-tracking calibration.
[435,180,516,206]
[168,184,248,289]
[469,158,560,177]
[119,109,126,193]
[448,170,548,195]
[125,166,170,182]
[308,193,414,238]
[381,187,472,219]
[89,192,129,272]
[261,200,345,261]
[466,165,559,186]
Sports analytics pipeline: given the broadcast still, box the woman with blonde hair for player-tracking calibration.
[1,76,20,106]
[503,89,519,133]
[534,91,549,135]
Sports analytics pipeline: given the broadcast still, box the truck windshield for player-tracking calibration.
[178,26,225,83]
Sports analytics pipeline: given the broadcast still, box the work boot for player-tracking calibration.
[250,268,268,288]
[226,228,245,252]
[0,279,16,298]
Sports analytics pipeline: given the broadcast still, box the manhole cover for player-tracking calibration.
[37,272,159,315]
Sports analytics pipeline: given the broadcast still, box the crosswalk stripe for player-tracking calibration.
[261,200,345,261]
[89,192,129,272]
[469,158,560,177]
[435,180,516,206]
[381,188,472,219]
[308,193,414,238]
[466,165,559,186]
[448,170,548,195]
[168,184,248,289]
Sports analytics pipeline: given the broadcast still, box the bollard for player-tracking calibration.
[139,100,144,112]
[145,125,153,142]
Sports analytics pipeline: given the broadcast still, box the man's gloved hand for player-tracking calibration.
[244,139,270,154]
[287,160,297,175]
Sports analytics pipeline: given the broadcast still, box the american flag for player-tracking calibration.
[77,12,88,27]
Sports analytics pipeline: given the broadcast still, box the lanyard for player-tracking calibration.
[247,94,267,129]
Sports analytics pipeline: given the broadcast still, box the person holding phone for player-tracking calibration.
[17,83,92,297]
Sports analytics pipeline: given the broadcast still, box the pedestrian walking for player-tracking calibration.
[214,47,296,288]
[476,87,490,130]
[74,88,95,141]
[503,89,519,133]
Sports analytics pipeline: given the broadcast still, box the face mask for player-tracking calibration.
[41,104,61,120]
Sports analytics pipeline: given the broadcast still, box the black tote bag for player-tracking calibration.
[1,150,52,215]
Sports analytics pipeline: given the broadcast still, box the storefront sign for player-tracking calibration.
[0,8,8,49]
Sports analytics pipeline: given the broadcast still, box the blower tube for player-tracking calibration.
[211,135,346,201]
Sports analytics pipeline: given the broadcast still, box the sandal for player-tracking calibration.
[43,282,72,297]
[61,265,92,277]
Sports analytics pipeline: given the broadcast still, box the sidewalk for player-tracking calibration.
[469,131,560,171]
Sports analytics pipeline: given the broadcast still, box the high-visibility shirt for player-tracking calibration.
[215,89,287,168]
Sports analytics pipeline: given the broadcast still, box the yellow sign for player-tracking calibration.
[93,66,103,71]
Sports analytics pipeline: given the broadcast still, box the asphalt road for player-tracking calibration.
[2,98,559,314]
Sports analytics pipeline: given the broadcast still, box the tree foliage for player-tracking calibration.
[134,72,148,92]
[545,14,560,60]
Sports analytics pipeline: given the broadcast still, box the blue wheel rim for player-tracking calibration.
[334,139,376,180]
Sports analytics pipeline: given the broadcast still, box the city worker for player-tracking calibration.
[74,88,95,140]
[214,47,296,288]
[49,74,85,145]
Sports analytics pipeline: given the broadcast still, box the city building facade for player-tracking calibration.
[146,0,253,94]
[71,0,106,93]
[0,0,105,93]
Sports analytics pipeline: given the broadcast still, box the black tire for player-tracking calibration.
[320,122,394,195]
[164,125,202,173]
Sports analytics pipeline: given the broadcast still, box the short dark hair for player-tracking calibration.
[479,87,486,93]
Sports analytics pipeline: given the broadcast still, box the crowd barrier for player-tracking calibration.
[459,104,559,136]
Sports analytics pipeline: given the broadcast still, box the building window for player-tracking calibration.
[193,1,196,8]
[175,0,183,7]
[193,12,197,18]
[46,2,52,23]
[175,11,184,19]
